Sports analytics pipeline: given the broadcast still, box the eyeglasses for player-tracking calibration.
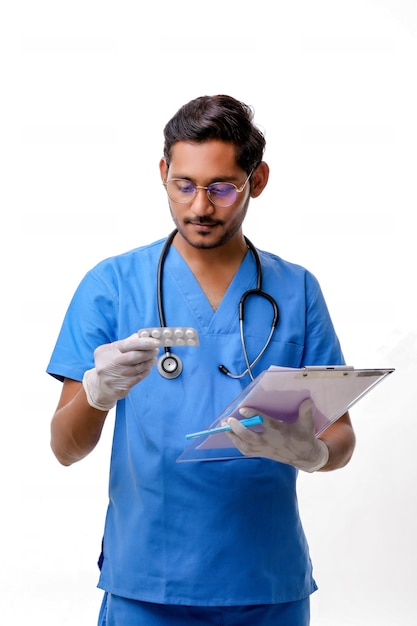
[162,171,253,208]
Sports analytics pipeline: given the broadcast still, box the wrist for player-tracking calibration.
[82,368,116,412]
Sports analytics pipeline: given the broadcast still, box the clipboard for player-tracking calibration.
[177,365,395,462]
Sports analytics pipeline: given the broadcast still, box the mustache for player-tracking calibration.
[185,216,222,226]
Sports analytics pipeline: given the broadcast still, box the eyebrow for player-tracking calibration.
[169,174,239,185]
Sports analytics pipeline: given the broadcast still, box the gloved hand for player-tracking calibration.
[82,334,159,411]
[224,399,329,472]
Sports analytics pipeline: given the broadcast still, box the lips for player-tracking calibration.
[187,219,220,228]
[191,223,219,235]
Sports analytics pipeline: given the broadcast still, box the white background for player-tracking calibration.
[1,0,416,624]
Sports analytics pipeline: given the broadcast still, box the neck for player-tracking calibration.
[170,230,249,311]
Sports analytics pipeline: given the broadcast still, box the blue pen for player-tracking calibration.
[185,415,264,440]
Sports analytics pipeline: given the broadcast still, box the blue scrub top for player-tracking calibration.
[47,236,345,606]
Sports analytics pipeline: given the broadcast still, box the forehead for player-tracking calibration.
[169,140,242,179]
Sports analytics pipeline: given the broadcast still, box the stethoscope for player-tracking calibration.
[156,229,279,380]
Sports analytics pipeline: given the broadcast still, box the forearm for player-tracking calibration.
[318,413,356,471]
[50,380,108,466]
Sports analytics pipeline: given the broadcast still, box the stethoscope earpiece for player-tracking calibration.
[157,352,183,379]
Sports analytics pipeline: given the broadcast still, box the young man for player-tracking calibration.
[48,95,355,625]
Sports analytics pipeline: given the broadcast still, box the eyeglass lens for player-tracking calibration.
[166,180,238,207]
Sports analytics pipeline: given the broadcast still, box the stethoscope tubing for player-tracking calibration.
[156,229,279,380]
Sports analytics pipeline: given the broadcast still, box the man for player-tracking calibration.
[48,94,355,625]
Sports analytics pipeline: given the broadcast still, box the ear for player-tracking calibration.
[159,158,168,182]
[250,161,269,198]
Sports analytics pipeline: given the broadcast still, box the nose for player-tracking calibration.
[191,187,215,216]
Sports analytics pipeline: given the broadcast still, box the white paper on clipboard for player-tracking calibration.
[177,365,394,462]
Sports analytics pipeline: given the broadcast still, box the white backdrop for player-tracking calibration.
[1,1,416,624]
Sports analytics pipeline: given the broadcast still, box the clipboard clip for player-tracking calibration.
[300,365,354,378]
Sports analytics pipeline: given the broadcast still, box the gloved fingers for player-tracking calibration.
[238,406,263,419]
[115,334,160,353]
[226,401,328,471]
[223,418,262,457]
[84,336,160,411]
[224,416,271,457]
[113,335,159,368]
[132,354,159,377]
[124,347,159,367]
[94,338,159,369]
[226,416,264,439]
[239,406,287,436]
[239,400,316,437]
[295,398,316,437]
[106,352,159,380]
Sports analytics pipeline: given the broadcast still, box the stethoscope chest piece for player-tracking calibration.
[157,352,183,379]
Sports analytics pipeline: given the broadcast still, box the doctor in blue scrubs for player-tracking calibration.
[47,94,356,625]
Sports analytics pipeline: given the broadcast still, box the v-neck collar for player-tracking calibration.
[161,244,258,333]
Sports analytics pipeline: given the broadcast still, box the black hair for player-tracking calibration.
[163,95,265,174]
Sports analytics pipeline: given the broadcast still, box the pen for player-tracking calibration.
[185,415,264,440]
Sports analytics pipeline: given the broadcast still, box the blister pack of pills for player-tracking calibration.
[137,327,200,347]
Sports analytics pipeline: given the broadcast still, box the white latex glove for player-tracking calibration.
[82,334,159,411]
[224,399,329,473]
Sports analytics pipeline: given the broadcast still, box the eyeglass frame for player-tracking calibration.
[162,170,254,208]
